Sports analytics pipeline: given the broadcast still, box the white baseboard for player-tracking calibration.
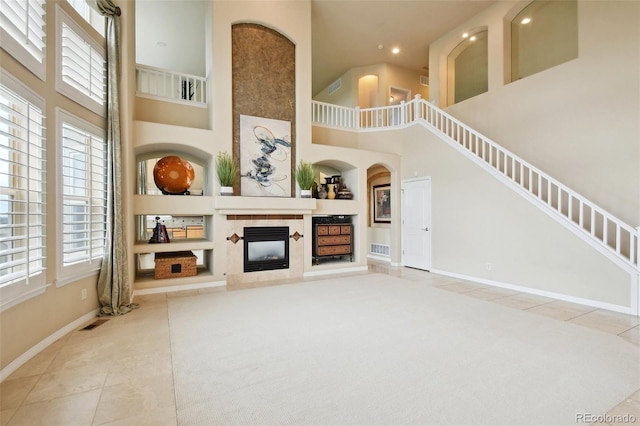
[133,280,227,297]
[430,268,636,316]
[0,309,100,382]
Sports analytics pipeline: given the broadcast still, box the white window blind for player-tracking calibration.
[60,114,106,272]
[0,0,46,79]
[61,23,105,106]
[57,6,106,116]
[0,80,46,290]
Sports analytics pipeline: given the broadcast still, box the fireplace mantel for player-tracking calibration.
[214,196,316,215]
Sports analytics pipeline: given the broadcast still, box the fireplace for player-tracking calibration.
[244,226,289,272]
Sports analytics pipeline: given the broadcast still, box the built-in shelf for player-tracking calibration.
[215,196,316,215]
[133,239,214,254]
[132,126,217,287]
[134,268,215,289]
[134,195,215,215]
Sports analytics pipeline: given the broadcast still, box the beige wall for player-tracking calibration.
[314,67,359,107]
[313,115,636,311]
[314,63,429,107]
[429,0,640,226]
[385,64,429,103]
[0,276,99,370]
[135,97,209,129]
[400,124,633,309]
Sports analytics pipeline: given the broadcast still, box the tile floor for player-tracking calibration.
[1,262,639,425]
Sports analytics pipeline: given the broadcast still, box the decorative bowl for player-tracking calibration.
[153,156,195,195]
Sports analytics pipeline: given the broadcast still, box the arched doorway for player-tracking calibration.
[358,75,379,108]
[367,164,391,261]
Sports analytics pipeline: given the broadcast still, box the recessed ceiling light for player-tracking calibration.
[462,33,469,38]
[392,47,400,54]
[470,36,477,42]
[378,44,384,50]
[521,17,531,24]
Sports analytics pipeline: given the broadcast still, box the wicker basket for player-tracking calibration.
[154,251,197,279]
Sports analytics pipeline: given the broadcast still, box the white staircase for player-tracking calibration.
[312,96,639,274]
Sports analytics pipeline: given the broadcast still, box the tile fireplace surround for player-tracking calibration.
[215,196,316,286]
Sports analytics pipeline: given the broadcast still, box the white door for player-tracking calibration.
[402,177,431,270]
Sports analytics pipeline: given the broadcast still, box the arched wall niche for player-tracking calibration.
[367,164,391,227]
[136,149,209,196]
[501,1,534,83]
[313,159,358,199]
[358,74,379,108]
[232,23,296,197]
[447,28,489,105]
[509,0,578,82]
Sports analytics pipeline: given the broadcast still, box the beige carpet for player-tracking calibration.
[168,274,639,425]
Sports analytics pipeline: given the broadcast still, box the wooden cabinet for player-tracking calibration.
[313,223,353,264]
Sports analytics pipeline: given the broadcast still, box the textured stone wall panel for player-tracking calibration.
[232,23,296,196]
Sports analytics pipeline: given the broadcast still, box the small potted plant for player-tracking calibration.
[295,161,316,198]
[216,151,237,195]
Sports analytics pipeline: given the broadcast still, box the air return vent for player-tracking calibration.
[420,75,429,86]
[370,243,390,257]
[80,319,109,331]
[328,78,342,95]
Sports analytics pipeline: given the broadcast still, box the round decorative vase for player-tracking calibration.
[301,189,312,198]
[318,186,328,199]
[220,186,234,196]
[327,184,336,200]
[153,156,195,195]
[337,185,354,200]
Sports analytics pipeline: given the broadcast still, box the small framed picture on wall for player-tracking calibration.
[373,184,391,223]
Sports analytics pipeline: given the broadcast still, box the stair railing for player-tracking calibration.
[311,96,639,272]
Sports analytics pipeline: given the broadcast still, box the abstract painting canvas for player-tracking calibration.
[240,115,292,197]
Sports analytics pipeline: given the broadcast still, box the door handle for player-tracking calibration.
[424,227,429,231]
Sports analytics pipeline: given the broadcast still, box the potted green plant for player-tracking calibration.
[216,151,237,195]
[295,161,316,198]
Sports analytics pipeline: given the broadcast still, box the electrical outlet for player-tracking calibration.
[485,263,492,271]
[81,288,87,300]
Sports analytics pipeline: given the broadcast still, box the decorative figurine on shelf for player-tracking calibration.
[149,216,171,243]
[318,184,328,199]
[337,184,354,200]
[325,176,336,199]
[327,183,336,199]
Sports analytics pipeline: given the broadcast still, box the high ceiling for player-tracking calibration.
[135,0,497,96]
[311,0,496,96]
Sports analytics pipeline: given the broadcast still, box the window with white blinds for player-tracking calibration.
[56,6,106,116]
[0,0,46,79]
[0,72,47,311]
[65,0,105,36]
[59,111,106,278]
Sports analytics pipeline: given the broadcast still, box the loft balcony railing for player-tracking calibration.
[135,64,207,106]
[312,96,640,273]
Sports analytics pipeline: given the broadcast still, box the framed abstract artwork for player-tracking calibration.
[373,184,391,223]
[240,115,291,197]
